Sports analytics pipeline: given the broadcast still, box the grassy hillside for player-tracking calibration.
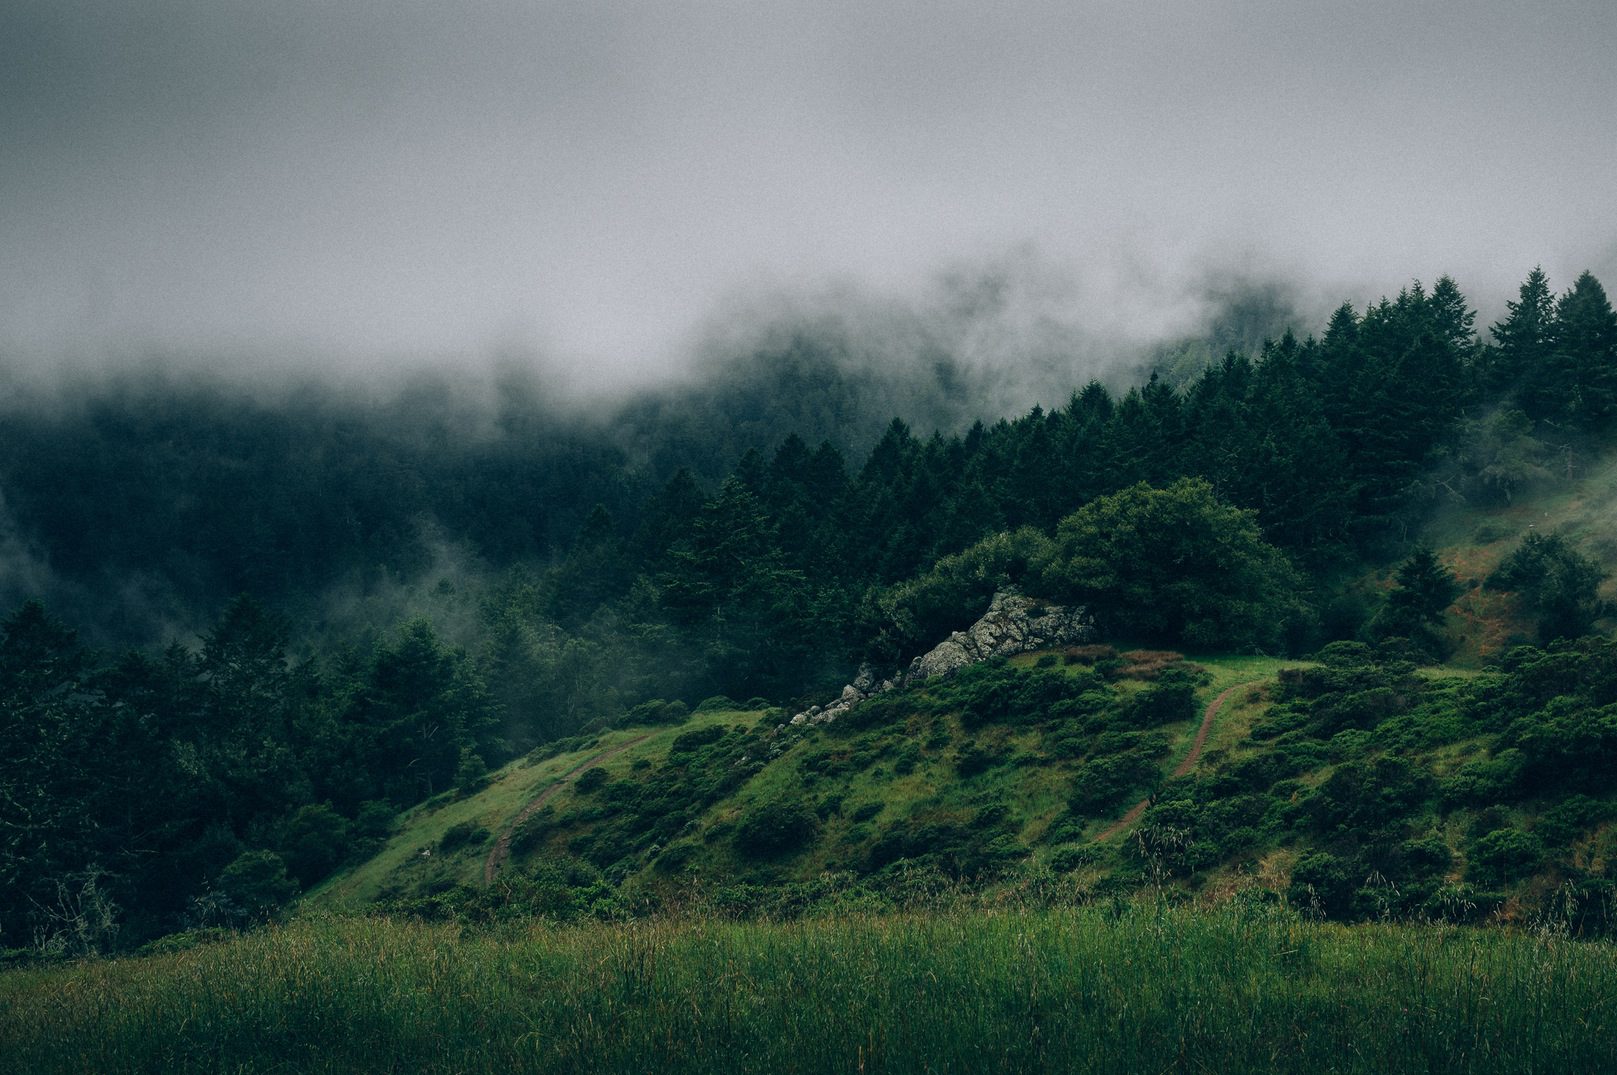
[311,637,1616,934]
[304,649,1309,924]
[309,706,762,908]
[310,649,1280,915]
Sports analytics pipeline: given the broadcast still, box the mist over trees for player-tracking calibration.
[4,263,1614,715]
[3,263,1616,949]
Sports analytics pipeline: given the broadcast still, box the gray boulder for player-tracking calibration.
[788,591,1094,726]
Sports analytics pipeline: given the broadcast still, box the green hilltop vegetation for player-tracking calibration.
[303,633,1617,936]
[4,264,1617,1069]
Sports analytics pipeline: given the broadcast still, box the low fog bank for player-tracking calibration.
[605,251,1332,477]
[0,247,1332,460]
[0,248,1568,653]
[0,249,1328,650]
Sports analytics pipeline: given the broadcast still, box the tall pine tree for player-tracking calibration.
[1550,271,1617,428]
[1489,267,1557,414]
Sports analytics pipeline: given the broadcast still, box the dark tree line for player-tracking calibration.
[0,598,500,950]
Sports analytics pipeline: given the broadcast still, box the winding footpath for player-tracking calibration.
[1094,680,1259,843]
[483,733,653,884]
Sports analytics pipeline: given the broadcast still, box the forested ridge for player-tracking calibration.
[4,265,1617,953]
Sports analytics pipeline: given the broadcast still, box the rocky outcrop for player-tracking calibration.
[788,591,1094,727]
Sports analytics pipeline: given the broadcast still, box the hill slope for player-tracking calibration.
[1416,445,1617,661]
[314,641,1617,932]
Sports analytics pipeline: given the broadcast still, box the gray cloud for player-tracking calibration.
[3,1,1614,388]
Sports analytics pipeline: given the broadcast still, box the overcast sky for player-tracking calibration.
[3,0,1615,389]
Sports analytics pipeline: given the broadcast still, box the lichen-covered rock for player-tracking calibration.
[787,591,1094,727]
[907,592,1092,681]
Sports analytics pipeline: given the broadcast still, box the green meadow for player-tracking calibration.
[4,904,1612,1074]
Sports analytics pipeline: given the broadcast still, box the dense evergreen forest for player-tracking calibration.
[4,265,1616,952]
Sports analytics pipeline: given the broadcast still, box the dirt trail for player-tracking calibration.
[1094,680,1258,843]
[482,733,653,884]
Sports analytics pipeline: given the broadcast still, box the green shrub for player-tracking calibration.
[861,527,1054,663]
[849,801,883,824]
[509,810,557,857]
[213,850,298,926]
[438,821,490,853]
[1469,829,1543,887]
[942,661,1091,729]
[1435,882,1506,923]
[867,812,1021,879]
[1288,851,1358,919]
[1048,844,1099,873]
[734,800,821,859]
[654,842,699,874]
[353,799,396,836]
[955,742,1006,777]
[831,690,910,732]
[1069,751,1159,815]
[1127,669,1198,726]
[1440,749,1525,806]
[133,927,234,957]
[1502,695,1617,794]
[1042,728,1088,759]
[1314,640,1377,667]
[1397,834,1454,877]
[1326,728,1373,761]
[1041,817,1087,845]
[1312,686,1409,735]
[893,743,922,775]
[1034,477,1311,650]
[627,699,692,725]
[280,804,354,887]
[1536,795,1609,848]
[454,747,490,795]
[574,766,610,793]
[1488,532,1607,642]
[670,725,727,755]
[1249,704,1311,740]
[1303,758,1432,837]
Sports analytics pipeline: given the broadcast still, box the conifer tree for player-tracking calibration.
[1550,271,1617,427]
[1428,275,1478,352]
[1371,547,1460,658]
[1489,267,1557,411]
[637,468,706,559]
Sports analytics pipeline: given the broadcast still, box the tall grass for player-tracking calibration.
[3,903,1613,1073]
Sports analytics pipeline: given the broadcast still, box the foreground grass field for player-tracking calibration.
[4,904,1613,1074]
